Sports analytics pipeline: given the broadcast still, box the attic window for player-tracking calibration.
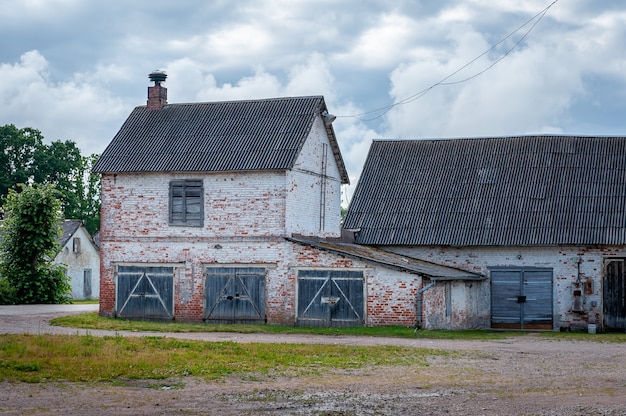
[169,180,204,227]
[72,238,81,254]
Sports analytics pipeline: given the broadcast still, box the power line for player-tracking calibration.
[341,0,560,122]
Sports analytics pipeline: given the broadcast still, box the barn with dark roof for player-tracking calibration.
[343,137,626,331]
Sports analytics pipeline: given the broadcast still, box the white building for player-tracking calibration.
[55,220,100,300]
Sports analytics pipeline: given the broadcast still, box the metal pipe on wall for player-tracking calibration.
[416,282,436,330]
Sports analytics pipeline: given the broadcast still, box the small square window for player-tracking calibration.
[169,180,204,226]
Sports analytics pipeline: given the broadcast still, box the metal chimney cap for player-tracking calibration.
[148,70,167,85]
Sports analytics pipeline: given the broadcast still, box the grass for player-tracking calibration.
[538,330,626,343]
[52,312,528,340]
[52,312,626,344]
[0,333,447,383]
[70,299,100,305]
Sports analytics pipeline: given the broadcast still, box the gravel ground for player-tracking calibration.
[1,305,625,415]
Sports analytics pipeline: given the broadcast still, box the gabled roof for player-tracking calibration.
[288,237,484,280]
[343,136,626,246]
[60,220,82,247]
[92,96,349,184]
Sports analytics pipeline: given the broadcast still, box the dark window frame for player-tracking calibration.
[72,237,81,253]
[169,180,204,227]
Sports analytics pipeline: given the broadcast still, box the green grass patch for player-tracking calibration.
[538,331,626,343]
[413,329,529,340]
[51,313,626,343]
[0,333,446,383]
[52,312,526,340]
[70,299,100,305]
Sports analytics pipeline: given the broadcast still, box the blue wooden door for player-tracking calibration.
[205,267,266,324]
[491,268,552,329]
[116,266,174,320]
[297,270,364,327]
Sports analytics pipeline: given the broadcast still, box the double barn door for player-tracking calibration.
[297,270,365,327]
[204,267,266,324]
[116,266,175,320]
[491,268,553,330]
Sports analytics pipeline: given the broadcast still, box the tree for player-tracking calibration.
[0,124,44,200]
[0,184,71,304]
[72,154,101,234]
[33,139,82,217]
[0,124,101,234]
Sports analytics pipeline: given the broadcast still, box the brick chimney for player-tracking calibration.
[147,70,167,110]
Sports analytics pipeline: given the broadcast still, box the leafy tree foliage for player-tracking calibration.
[0,184,71,304]
[70,153,101,234]
[0,124,43,199]
[0,124,100,233]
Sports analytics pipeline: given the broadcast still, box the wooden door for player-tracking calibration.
[297,270,364,327]
[604,259,626,331]
[205,267,266,324]
[491,268,553,329]
[116,266,174,320]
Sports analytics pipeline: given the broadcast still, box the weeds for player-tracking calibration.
[52,312,529,341]
[0,333,445,383]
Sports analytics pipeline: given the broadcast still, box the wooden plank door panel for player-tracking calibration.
[604,259,626,331]
[117,266,174,320]
[205,267,266,324]
[297,270,364,327]
[491,268,552,330]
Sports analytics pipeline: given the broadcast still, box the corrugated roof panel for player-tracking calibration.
[93,96,349,184]
[288,237,484,279]
[344,136,626,246]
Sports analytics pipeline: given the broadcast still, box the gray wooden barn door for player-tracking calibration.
[116,266,174,320]
[297,270,364,327]
[491,268,553,329]
[204,267,266,324]
[604,259,626,331]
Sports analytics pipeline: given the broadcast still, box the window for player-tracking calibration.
[72,238,81,253]
[169,180,204,226]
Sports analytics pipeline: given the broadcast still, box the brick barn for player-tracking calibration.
[92,72,478,327]
[343,137,626,331]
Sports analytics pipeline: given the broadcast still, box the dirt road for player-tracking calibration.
[1,305,625,415]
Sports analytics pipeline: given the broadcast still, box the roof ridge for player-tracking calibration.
[136,95,325,108]
[372,135,626,142]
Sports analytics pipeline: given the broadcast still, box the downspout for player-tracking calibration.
[415,281,436,331]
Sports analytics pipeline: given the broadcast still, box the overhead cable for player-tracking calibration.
[341,0,560,122]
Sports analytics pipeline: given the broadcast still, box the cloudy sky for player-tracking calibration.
[1,0,625,203]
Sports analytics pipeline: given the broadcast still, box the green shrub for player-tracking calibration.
[0,276,16,305]
[0,184,71,304]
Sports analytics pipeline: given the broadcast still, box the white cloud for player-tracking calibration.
[284,53,335,98]
[164,53,338,103]
[0,0,625,187]
[386,37,586,139]
[340,13,418,69]
[0,50,127,155]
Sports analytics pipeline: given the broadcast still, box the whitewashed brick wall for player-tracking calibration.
[287,116,343,238]
[99,233,426,325]
[288,243,424,326]
[100,171,288,240]
[386,245,626,330]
